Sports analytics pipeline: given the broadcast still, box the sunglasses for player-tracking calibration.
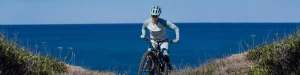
[151,15,159,18]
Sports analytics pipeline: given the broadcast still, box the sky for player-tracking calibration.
[0,0,300,24]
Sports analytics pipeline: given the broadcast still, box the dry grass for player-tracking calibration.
[63,64,116,75]
[210,52,254,75]
[170,52,254,75]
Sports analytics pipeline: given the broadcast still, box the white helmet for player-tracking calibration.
[150,5,161,16]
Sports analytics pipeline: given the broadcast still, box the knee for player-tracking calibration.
[147,48,152,51]
[161,48,169,56]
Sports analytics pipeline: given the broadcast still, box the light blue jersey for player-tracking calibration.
[141,18,179,40]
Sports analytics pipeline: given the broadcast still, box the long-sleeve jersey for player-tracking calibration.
[141,18,179,40]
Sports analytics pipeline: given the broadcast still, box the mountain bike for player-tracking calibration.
[138,37,174,75]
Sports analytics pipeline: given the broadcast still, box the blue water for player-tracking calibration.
[0,23,299,75]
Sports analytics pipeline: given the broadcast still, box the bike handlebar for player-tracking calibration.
[142,37,173,43]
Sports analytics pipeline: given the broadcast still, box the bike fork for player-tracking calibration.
[143,56,150,72]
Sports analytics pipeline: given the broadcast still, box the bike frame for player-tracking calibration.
[146,38,172,72]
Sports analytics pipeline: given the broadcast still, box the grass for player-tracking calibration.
[171,26,300,75]
[65,64,116,75]
[0,30,116,75]
[0,31,67,75]
[247,28,300,75]
[170,52,254,75]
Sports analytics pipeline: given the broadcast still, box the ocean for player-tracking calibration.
[0,23,299,75]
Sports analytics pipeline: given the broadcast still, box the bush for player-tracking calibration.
[0,31,67,75]
[247,28,300,75]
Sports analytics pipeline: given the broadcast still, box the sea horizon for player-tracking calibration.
[1,22,299,25]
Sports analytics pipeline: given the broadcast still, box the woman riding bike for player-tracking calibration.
[140,5,180,71]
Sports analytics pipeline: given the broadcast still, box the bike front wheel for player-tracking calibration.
[138,51,160,75]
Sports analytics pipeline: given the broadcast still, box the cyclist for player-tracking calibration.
[140,5,180,71]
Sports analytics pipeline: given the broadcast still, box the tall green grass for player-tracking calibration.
[247,28,300,75]
[0,30,120,75]
[0,31,67,75]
